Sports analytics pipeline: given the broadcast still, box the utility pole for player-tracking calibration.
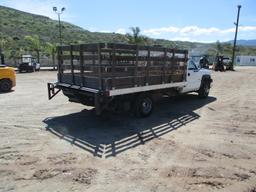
[231,5,242,71]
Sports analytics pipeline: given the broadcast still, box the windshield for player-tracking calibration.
[188,60,198,70]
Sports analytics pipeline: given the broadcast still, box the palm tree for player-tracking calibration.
[25,35,41,63]
[126,27,148,45]
[216,40,224,55]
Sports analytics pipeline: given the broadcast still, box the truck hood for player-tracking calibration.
[0,66,15,71]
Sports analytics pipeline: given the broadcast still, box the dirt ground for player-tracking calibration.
[0,67,256,192]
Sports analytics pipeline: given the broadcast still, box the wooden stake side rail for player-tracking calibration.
[57,43,188,92]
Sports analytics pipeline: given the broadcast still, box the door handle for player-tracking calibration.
[188,73,190,76]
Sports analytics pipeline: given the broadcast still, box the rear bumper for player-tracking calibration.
[56,83,99,94]
[49,82,101,107]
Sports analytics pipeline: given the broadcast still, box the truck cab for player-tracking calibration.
[18,55,40,73]
[181,59,212,98]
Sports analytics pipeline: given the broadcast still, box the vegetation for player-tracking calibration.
[24,35,41,62]
[126,27,149,45]
[44,42,57,66]
[0,5,256,65]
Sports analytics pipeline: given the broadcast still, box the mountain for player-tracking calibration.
[228,40,256,46]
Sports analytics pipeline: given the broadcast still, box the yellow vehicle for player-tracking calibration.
[0,65,16,92]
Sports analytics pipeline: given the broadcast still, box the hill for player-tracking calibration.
[0,5,128,44]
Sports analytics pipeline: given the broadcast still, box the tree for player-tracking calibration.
[0,38,8,64]
[216,40,224,55]
[126,27,149,45]
[25,35,41,63]
[44,42,57,68]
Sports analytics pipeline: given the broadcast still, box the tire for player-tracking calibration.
[198,81,210,98]
[0,79,12,92]
[134,94,154,117]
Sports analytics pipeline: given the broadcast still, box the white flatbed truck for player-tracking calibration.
[48,43,212,117]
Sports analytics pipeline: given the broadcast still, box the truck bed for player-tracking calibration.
[57,43,188,96]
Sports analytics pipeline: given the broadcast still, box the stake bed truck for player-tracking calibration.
[48,43,212,117]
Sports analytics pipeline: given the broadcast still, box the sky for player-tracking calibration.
[1,0,256,42]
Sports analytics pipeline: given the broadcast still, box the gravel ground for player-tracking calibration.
[0,67,256,192]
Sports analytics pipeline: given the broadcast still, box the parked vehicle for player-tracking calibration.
[213,55,231,71]
[18,55,40,72]
[0,64,16,92]
[48,43,212,117]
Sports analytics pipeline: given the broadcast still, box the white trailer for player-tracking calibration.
[236,55,256,66]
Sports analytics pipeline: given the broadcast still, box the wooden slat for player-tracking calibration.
[79,44,85,86]
[101,48,137,54]
[170,49,175,82]
[70,45,75,84]
[57,46,63,82]
[107,43,137,50]
[111,44,116,89]
[146,47,150,85]
[135,45,139,86]
[97,44,102,90]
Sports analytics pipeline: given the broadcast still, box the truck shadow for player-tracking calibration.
[0,90,14,94]
[43,94,216,158]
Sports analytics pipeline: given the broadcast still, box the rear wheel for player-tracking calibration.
[0,79,12,92]
[198,81,210,98]
[134,94,154,117]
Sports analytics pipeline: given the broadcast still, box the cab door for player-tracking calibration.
[182,60,202,93]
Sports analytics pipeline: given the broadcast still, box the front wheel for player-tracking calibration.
[198,81,210,98]
[0,79,12,92]
[134,94,154,117]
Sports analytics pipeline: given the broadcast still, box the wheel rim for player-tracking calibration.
[142,98,152,114]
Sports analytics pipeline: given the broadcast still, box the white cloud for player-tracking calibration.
[143,26,179,35]
[98,30,112,33]
[142,25,256,42]
[239,26,256,31]
[115,28,126,34]
[1,0,75,22]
